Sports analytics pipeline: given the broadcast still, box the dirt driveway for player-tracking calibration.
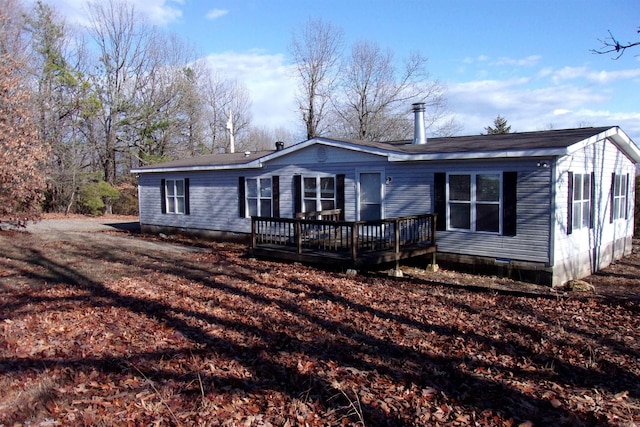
[22,216,203,254]
[10,215,640,301]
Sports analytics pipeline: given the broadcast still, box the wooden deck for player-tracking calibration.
[249,213,437,269]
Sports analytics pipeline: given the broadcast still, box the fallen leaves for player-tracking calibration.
[1,231,639,426]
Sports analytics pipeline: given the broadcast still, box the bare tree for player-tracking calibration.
[85,0,157,186]
[592,27,640,59]
[200,67,252,154]
[125,32,198,165]
[333,41,449,141]
[290,18,343,139]
[243,125,297,152]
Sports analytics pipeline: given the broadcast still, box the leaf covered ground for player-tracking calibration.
[1,221,639,426]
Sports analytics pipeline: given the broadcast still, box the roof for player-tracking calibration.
[131,150,275,173]
[131,126,640,173]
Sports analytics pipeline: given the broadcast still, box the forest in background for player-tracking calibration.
[1,0,456,219]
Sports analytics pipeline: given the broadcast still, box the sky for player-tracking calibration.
[39,0,640,143]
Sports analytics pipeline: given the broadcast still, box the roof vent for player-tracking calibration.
[412,102,427,145]
[275,141,284,151]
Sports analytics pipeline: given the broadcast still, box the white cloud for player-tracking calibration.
[33,0,184,26]
[462,55,489,64]
[204,50,298,131]
[445,71,640,139]
[586,69,640,84]
[133,0,183,25]
[549,66,640,84]
[206,9,229,20]
[493,55,541,67]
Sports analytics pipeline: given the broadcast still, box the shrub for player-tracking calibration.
[112,182,139,216]
[78,181,120,216]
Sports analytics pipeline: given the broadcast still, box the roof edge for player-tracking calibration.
[566,126,640,163]
[131,159,264,174]
[388,148,568,162]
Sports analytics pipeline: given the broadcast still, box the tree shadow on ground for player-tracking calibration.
[0,234,638,425]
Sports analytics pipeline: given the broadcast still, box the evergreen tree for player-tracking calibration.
[484,115,512,134]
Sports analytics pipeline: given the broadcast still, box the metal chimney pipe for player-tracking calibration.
[412,102,427,145]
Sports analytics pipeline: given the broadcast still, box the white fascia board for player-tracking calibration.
[316,139,395,157]
[388,148,568,162]
[609,128,640,163]
[566,126,640,164]
[130,160,264,174]
[256,137,393,163]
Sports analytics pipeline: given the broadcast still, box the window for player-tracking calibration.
[447,173,501,233]
[246,177,272,217]
[163,179,188,214]
[571,173,592,230]
[303,176,335,212]
[611,173,628,221]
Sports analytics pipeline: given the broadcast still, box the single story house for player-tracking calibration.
[132,104,639,286]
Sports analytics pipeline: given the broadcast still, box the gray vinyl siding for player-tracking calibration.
[382,163,432,217]
[138,154,555,263]
[138,171,249,234]
[431,158,553,264]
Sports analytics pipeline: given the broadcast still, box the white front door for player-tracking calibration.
[358,172,383,221]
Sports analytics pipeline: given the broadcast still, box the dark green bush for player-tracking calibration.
[78,181,120,216]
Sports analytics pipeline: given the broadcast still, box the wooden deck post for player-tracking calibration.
[350,223,358,262]
[295,220,302,254]
[251,218,257,249]
[394,218,400,270]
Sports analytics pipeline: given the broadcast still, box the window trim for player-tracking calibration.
[301,174,337,213]
[245,177,273,218]
[446,171,503,234]
[162,178,188,215]
[611,173,629,222]
[568,172,593,233]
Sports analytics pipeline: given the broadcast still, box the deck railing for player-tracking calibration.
[251,213,436,262]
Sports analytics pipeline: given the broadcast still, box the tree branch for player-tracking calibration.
[591,28,640,59]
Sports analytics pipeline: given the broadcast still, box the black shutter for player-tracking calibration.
[610,173,616,224]
[272,176,280,218]
[184,178,190,215]
[503,172,517,236]
[336,174,345,220]
[589,172,595,229]
[625,173,630,220]
[160,179,166,214]
[434,172,446,231]
[293,175,302,217]
[238,177,246,218]
[567,172,573,235]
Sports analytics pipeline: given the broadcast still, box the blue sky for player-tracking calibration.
[43,0,640,142]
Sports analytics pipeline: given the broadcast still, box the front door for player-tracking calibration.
[358,172,382,221]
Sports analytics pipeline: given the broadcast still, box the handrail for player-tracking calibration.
[251,214,437,261]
